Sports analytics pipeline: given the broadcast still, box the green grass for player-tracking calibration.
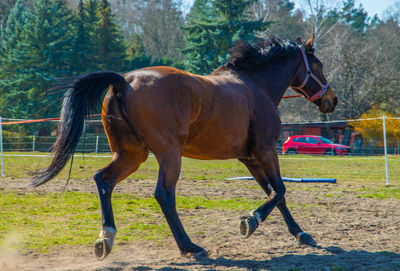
[2,152,400,186]
[0,190,265,254]
[278,155,400,186]
[356,186,400,199]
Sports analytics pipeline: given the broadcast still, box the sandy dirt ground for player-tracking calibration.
[1,177,399,271]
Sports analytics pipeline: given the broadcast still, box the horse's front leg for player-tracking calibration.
[239,157,316,246]
[154,151,207,257]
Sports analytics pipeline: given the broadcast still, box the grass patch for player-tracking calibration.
[2,152,400,187]
[0,190,265,254]
[324,193,335,198]
[279,155,400,186]
[355,186,400,199]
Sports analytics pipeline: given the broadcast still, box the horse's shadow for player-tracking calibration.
[127,246,400,271]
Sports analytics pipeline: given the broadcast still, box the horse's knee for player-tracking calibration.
[275,185,286,205]
[154,187,165,204]
[154,188,176,216]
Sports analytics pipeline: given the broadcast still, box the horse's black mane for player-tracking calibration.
[226,37,298,70]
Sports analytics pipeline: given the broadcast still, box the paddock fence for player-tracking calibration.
[1,115,399,184]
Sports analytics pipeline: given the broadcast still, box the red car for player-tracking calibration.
[282,135,350,156]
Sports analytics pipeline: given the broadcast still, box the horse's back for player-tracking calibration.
[105,66,253,159]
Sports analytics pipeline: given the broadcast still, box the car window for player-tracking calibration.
[307,137,319,144]
[318,136,333,144]
[294,137,307,143]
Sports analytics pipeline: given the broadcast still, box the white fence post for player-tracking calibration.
[0,117,4,177]
[32,135,36,152]
[382,115,389,185]
[95,135,99,153]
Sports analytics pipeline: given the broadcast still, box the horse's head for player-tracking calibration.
[291,34,337,113]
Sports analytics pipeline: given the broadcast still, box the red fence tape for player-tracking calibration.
[0,117,61,125]
[0,114,101,125]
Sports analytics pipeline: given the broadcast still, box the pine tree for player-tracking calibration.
[182,0,220,74]
[29,0,75,76]
[95,0,127,71]
[71,0,91,74]
[0,0,28,59]
[0,0,75,119]
[0,0,32,118]
[341,0,369,34]
[83,0,101,72]
[182,0,270,74]
[0,0,30,77]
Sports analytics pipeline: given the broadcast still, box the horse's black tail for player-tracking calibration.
[31,71,128,187]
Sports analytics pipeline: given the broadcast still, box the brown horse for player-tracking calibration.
[32,35,337,259]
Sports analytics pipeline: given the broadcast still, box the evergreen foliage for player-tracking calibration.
[95,0,127,70]
[0,0,75,120]
[341,0,369,34]
[84,0,100,67]
[71,0,95,74]
[0,0,32,118]
[0,0,129,124]
[183,0,270,74]
[0,0,16,22]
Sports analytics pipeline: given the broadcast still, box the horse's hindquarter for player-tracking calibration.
[182,73,252,160]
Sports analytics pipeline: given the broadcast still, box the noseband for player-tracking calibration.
[293,46,330,102]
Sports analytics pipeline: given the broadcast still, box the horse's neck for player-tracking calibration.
[264,55,301,106]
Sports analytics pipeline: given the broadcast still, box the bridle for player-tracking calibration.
[292,46,330,102]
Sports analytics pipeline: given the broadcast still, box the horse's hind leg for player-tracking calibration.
[239,155,316,246]
[94,149,148,260]
[153,150,207,257]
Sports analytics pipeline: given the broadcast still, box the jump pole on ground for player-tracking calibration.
[225,176,336,183]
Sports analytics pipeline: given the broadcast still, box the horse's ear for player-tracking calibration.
[295,37,302,44]
[304,33,315,52]
[306,33,315,46]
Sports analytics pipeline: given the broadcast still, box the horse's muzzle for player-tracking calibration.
[319,96,337,113]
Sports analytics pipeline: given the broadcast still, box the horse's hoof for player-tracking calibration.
[296,232,317,247]
[181,247,208,258]
[94,238,112,260]
[240,215,259,238]
[192,248,208,258]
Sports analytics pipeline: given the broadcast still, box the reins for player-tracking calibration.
[282,94,303,99]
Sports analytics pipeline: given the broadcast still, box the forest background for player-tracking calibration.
[1,0,400,131]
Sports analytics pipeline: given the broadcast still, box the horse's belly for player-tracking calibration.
[182,146,249,160]
[182,126,250,160]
